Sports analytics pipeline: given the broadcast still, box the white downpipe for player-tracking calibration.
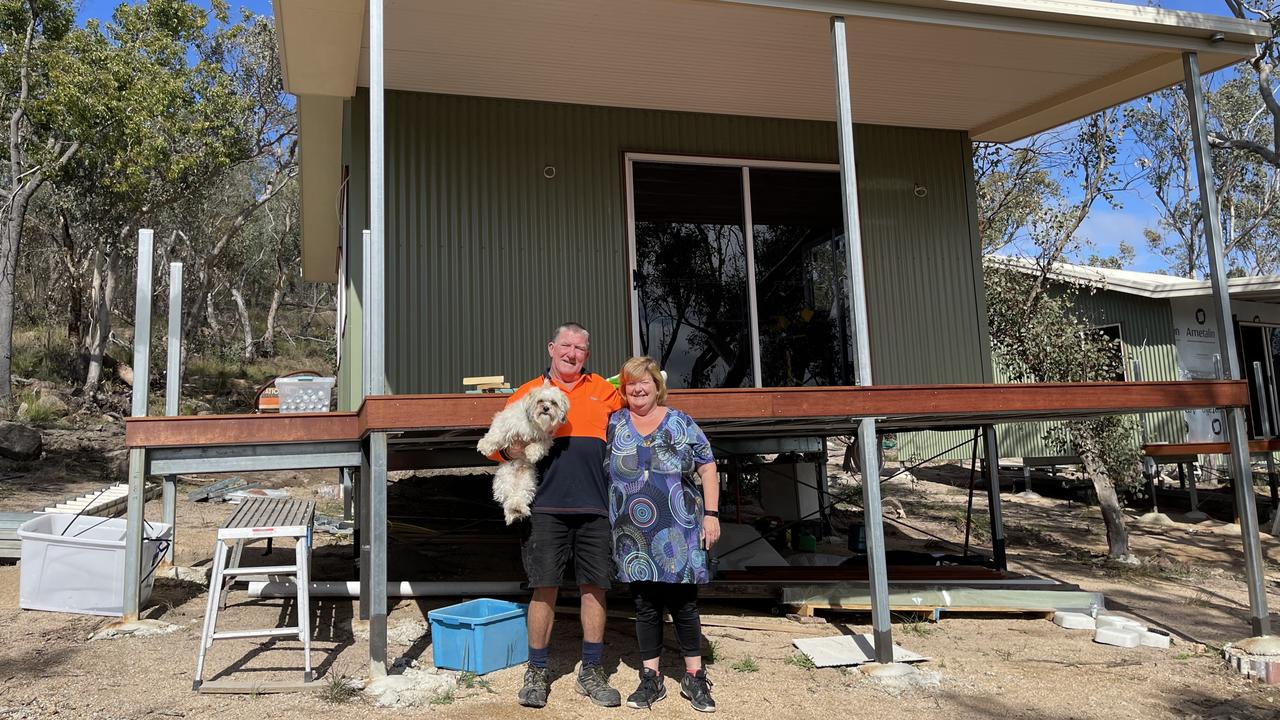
[248,580,525,598]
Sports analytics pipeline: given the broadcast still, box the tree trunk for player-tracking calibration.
[230,286,254,361]
[59,212,85,342]
[1079,450,1135,562]
[0,212,23,409]
[205,290,221,334]
[261,272,286,357]
[82,240,120,393]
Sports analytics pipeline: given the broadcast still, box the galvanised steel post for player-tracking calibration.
[367,0,389,676]
[162,262,183,566]
[124,228,155,620]
[831,15,893,664]
[1183,51,1270,636]
[982,426,1006,571]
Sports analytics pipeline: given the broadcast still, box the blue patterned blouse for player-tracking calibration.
[607,407,715,584]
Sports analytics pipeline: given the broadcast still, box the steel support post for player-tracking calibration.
[359,445,371,621]
[342,467,354,522]
[161,262,182,566]
[368,431,389,677]
[1184,51,1271,636]
[832,15,892,663]
[982,426,1007,571]
[360,0,388,670]
[1134,360,1160,513]
[123,229,154,621]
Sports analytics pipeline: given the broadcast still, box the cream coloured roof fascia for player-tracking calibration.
[987,256,1280,301]
[298,95,344,283]
[718,0,1268,50]
[273,0,365,97]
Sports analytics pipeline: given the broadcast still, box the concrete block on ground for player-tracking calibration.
[1140,630,1171,649]
[1223,641,1280,684]
[1096,615,1145,632]
[1052,611,1095,630]
[1094,627,1142,648]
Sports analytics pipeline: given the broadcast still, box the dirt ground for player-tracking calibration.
[4,434,1280,719]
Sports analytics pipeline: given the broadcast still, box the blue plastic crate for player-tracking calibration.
[428,598,528,675]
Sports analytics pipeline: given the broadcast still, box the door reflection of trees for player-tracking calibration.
[636,220,751,388]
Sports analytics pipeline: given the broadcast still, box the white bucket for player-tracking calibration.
[18,514,172,616]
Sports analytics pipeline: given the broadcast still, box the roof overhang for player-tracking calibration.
[297,95,344,283]
[273,0,1269,283]
[275,0,1267,142]
[988,256,1280,304]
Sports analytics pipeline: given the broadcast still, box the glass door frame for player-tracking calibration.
[1238,320,1280,438]
[623,152,841,389]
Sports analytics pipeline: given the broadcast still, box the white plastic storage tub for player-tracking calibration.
[18,514,172,616]
[275,375,337,413]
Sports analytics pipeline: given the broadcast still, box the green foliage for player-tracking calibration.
[730,656,759,673]
[428,688,455,705]
[14,389,58,424]
[974,111,1125,263]
[318,672,360,705]
[984,267,1121,384]
[704,639,720,665]
[1125,77,1280,278]
[893,613,934,638]
[10,330,76,384]
[456,671,493,693]
[783,653,815,671]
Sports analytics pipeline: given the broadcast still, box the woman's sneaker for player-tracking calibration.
[626,668,667,709]
[680,669,716,713]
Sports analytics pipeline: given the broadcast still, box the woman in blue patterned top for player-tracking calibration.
[607,356,720,712]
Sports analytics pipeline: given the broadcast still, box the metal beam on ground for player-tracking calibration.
[124,229,155,621]
[982,426,1006,571]
[831,15,892,665]
[1183,51,1271,636]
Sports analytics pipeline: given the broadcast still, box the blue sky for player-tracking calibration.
[1074,1,1249,273]
[76,0,274,24]
[72,0,1259,276]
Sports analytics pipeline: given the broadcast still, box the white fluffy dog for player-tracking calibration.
[477,382,570,524]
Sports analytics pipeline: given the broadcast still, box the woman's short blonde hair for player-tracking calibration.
[619,356,667,405]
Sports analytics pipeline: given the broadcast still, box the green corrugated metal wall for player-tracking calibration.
[339,90,991,405]
[895,286,1185,462]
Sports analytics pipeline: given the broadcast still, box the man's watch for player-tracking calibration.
[704,510,719,518]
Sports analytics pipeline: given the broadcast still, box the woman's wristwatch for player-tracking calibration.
[704,510,719,518]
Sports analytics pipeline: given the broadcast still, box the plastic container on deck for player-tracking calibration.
[428,598,529,674]
[275,375,336,413]
[18,514,172,616]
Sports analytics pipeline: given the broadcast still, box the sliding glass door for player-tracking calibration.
[749,168,852,387]
[627,156,853,389]
[631,162,754,388]
[1239,323,1280,438]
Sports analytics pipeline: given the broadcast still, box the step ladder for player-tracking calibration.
[194,497,316,691]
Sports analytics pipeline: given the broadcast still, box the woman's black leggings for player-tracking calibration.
[632,581,701,661]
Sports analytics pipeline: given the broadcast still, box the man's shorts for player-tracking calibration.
[521,513,613,590]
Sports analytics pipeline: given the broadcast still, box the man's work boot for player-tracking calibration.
[575,664,622,707]
[517,664,551,708]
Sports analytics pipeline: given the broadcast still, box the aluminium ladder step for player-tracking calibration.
[220,565,298,577]
[211,627,301,641]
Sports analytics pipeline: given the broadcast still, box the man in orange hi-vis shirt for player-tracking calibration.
[485,322,623,709]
